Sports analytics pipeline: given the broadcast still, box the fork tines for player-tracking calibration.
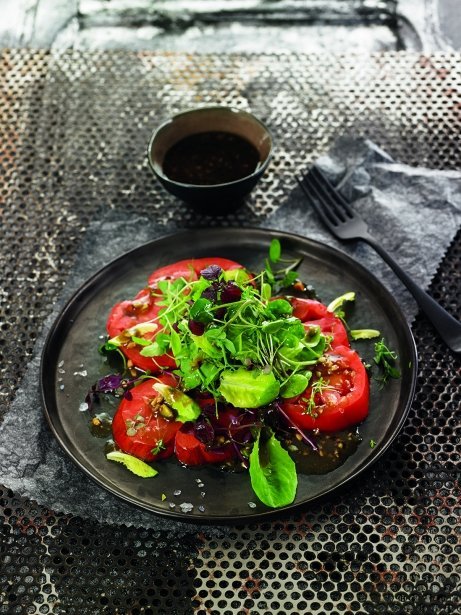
[297,165,353,227]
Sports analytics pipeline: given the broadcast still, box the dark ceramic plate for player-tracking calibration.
[41,228,417,522]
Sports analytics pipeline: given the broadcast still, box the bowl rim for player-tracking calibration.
[147,105,273,190]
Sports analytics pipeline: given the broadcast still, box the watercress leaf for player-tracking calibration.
[264,259,275,284]
[281,271,298,288]
[131,336,153,346]
[106,451,158,478]
[269,238,282,263]
[205,327,226,341]
[199,362,222,386]
[191,277,212,300]
[223,268,251,285]
[192,334,221,359]
[280,372,311,398]
[190,298,214,324]
[265,299,292,317]
[182,371,203,390]
[221,338,236,354]
[283,319,305,339]
[262,282,272,302]
[219,368,280,408]
[279,332,300,349]
[153,383,202,422]
[261,319,285,334]
[249,430,297,508]
[170,329,182,357]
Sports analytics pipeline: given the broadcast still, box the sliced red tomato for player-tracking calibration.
[107,287,176,372]
[290,297,349,348]
[280,345,369,432]
[174,429,235,466]
[122,343,176,373]
[107,288,160,338]
[291,298,329,322]
[148,257,244,287]
[112,375,181,461]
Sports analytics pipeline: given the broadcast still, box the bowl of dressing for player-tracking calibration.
[147,106,273,214]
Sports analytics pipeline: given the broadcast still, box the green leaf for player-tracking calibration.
[190,298,214,324]
[219,368,280,408]
[281,271,298,288]
[132,336,153,346]
[269,238,282,263]
[280,372,311,398]
[190,277,212,300]
[152,383,202,422]
[199,361,222,386]
[261,282,272,302]
[223,268,251,285]
[265,299,292,317]
[170,329,182,357]
[249,430,297,508]
[261,319,285,334]
[350,329,380,340]
[264,259,275,285]
[106,451,158,478]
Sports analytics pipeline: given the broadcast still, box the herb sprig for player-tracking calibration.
[373,338,400,386]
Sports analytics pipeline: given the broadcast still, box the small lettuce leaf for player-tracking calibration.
[350,329,380,340]
[106,451,158,478]
[219,368,280,408]
[249,430,297,508]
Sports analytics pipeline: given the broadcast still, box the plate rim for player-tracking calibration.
[40,226,418,523]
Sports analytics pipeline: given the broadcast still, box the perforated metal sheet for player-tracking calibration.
[0,49,460,614]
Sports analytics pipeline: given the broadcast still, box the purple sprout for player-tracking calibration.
[97,373,123,393]
[200,265,223,280]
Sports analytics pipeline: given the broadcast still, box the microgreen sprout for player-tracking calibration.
[373,338,400,386]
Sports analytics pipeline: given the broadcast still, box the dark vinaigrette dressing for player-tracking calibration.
[162,131,261,185]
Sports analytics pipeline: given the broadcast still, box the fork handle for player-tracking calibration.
[362,234,461,353]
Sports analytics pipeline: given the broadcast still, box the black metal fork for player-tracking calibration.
[298,165,461,353]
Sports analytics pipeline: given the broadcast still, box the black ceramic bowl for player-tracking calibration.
[147,106,273,214]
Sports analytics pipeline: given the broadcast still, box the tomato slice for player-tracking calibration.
[280,345,369,432]
[107,288,160,338]
[291,298,329,321]
[290,297,349,349]
[148,257,244,287]
[122,344,176,373]
[112,375,181,461]
[106,286,176,372]
[175,429,235,466]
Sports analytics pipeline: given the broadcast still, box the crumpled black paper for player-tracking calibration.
[1,138,460,530]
